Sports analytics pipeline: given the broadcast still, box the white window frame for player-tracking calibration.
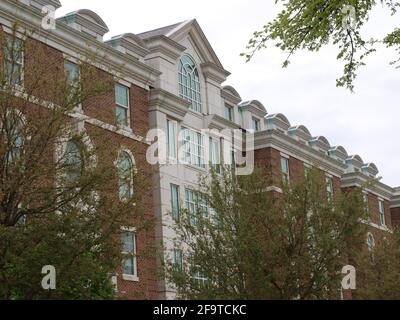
[326,176,334,202]
[209,137,221,173]
[64,60,82,113]
[121,227,139,282]
[362,192,370,218]
[167,119,178,160]
[173,248,183,272]
[281,156,290,184]
[224,104,234,122]
[378,199,386,226]
[4,34,24,88]
[185,188,209,226]
[252,117,260,132]
[116,150,135,202]
[170,183,180,221]
[178,54,202,113]
[115,83,131,129]
[180,127,205,168]
[366,232,375,252]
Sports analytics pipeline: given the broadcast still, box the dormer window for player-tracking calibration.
[252,117,260,132]
[178,55,202,113]
[224,105,233,122]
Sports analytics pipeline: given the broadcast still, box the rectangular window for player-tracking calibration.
[224,105,233,122]
[4,35,24,86]
[185,189,208,226]
[64,61,80,105]
[363,193,370,218]
[209,138,221,173]
[379,200,386,226]
[115,84,130,127]
[281,157,290,184]
[121,232,137,277]
[326,176,334,202]
[238,108,244,127]
[171,184,180,221]
[167,119,178,159]
[173,249,183,272]
[181,128,204,168]
[252,117,260,132]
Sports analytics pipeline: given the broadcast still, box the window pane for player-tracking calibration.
[123,256,135,275]
[178,55,202,112]
[118,152,133,200]
[64,140,82,182]
[64,61,79,84]
[116,106,128,126]
[167,120,177,159]
[115,84,129,107]
[121,232,134,253]
[174,249,183,271]
[171,184,180,221]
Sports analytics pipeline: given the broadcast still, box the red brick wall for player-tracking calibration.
[86,124,157,300]
[391,207,400,228]
[0,27,157,300]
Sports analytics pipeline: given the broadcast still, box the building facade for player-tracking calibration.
[3,0,400,300]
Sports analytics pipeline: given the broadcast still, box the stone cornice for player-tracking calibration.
[201,62,231,84]
[203,114,240,131]
[0,0,160,89]
[221,88,241,105]
[144,35,186,62]
[149,88,189,121]
[254,129,346,177]
[391,188,400,208]
[341,172,394,201]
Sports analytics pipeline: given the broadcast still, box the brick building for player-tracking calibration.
[2,0,399,300]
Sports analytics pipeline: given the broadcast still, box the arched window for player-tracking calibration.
[118,151,134,200]
[178,55,202,113]
[367,233,375,252]
[64,140,83,182]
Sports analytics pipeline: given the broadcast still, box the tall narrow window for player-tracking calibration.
[363,193,370,218]
[281,157,290,184]
[167,119,177,160]
[238,108,244,127]
[4,35,24,86]
[4,114,24,168]
[252,117,260,132]
[170,184,180,221]
[326,176,334,202]
[115,84,130,127]
[64,61,80,104]
[185,189,208,226]
[181,127,204,168]
[178,55,202,112]
[64,140,82,183]
[173,249,183,272]
[378,200,386,226]
[366,233,375,252]
[209,138,221,173]
[117,151,134,201]
[121,231,137,278]
[224,105,233,122]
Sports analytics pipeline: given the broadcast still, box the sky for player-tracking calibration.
[56,0,399,187]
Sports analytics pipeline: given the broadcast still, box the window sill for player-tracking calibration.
[122,274,139,282]
[117,126,133,134]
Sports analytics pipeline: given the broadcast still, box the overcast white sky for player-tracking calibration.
[56,0,399,187]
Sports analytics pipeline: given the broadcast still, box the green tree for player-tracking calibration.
[355,228,400,299]
[0,25,150,300]
[243,0,400,91]
[166,167,367,300]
